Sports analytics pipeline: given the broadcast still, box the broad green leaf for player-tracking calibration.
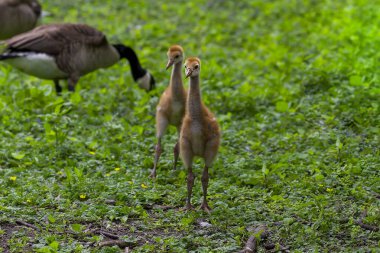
[11,152,25,160]
[349,75,361,86]
[48,215,56,223]
[262,163,269,175]
[70,92,82,104]
[49,241,59,251]
[275,101,288,112]
[336,137,343,150]
[65,167,72,183]
[71,224,83,233]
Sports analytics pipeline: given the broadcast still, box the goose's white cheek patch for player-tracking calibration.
[137,71,151,91]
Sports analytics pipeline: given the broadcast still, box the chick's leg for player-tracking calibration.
[201,138,220,212]
[200,165,211,213]
[151,112,168,178]
[173,127,181,170]
[180,137,194,209]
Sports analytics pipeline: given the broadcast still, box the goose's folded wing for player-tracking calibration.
[6,23,107,55]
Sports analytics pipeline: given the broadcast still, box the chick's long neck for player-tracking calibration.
[170,61,185,100]
[188,75,203,121]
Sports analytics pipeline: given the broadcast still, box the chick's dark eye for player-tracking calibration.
[175,55,179,59]
[194,65,199,69]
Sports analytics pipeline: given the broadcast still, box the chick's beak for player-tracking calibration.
[185,69,192,78]
[166,60,174,70]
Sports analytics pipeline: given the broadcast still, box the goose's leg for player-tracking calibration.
[54,80,62,95]
[68,75,79,92]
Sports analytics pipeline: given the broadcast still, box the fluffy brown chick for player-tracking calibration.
[151,45,187,178]
[180,57,220,212]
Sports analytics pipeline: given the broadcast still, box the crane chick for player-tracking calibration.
[151,45,187,178]
[180,57,220,212]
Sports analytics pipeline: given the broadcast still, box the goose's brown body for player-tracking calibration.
[151,45,186,178]
[5,24,120,77]
[180,57,220,212]
[0,23,155,93]
[0,0,41,40]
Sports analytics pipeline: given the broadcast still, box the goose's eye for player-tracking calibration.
[175,55,179,59]
[194,65,199,69]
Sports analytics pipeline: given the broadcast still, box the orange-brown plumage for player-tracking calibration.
[184,57,200,65]
[180,57,220,212]
[151,45,187,178]
[168,45,184,53]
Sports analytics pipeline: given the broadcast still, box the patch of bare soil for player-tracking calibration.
[1,205,218,251]
[0,217,186,251]
[0,222,36,253]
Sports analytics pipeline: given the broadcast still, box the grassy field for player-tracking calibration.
[0,0,379,252]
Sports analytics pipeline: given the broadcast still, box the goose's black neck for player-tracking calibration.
[113,44,147,81]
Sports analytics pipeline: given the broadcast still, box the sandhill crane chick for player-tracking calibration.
[151,45,187,178]
[180,57,220,212]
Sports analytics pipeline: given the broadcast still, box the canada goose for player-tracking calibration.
[0,0,41,40]
[180,57,220,212]
[151,45,186,178]
[0,23,155,93]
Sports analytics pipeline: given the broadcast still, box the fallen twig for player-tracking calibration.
[241,236,257,253]
[16,219,88,238]
[272,221,283,226]
[241,225,291,253]
[264,243,275,250]
[355,210,379,232]
[291,214,312,226]
[142,204,175,210]
[279,244,290,252]
[83,228,120,240]
[98,240,134,248]
[14,219,125,243]
[105,199,116,205]
[355,220,379,232]
[264,243,290,252]
[153,204,174,211]
[99,230,120,240]
[240,225,269,253]
[16,220,39,231]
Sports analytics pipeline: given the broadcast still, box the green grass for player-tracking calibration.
[0,0,379,252]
